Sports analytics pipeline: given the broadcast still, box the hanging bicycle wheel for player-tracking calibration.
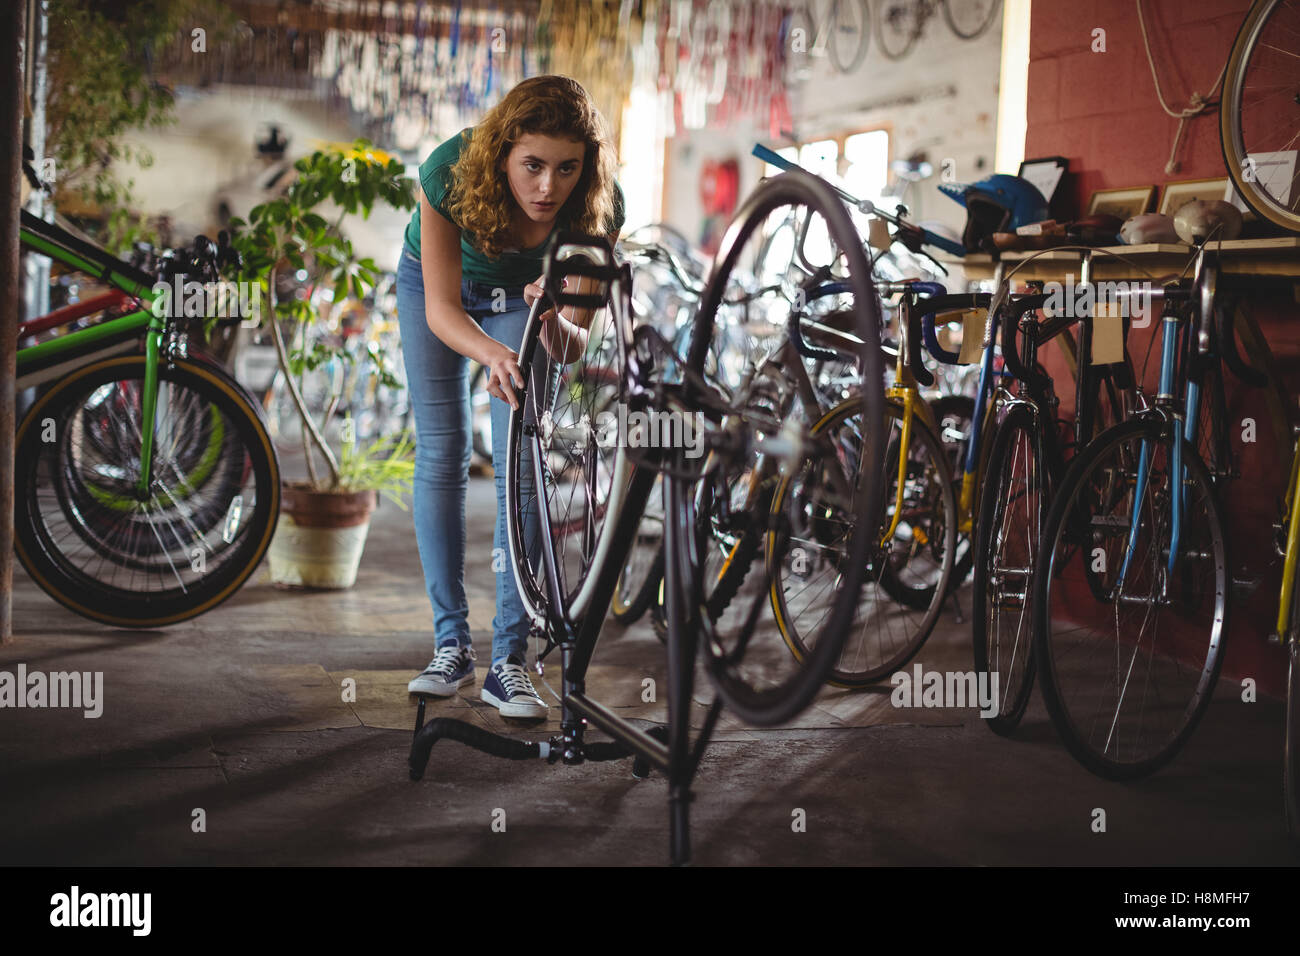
[942,0,1001,40]
[1033,419,1228,779]
[827,0,872,74]
[972,402,1044,734]
[682,169,886,726]
[14,355,279,628]
[874,0,922,60]
[1220,0,1300,234]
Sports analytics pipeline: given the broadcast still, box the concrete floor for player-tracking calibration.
[2,472,1296,866]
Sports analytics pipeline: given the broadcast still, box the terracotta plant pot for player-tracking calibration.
[268,483,378,589]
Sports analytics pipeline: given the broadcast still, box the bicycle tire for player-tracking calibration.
[15,355,279,628]
[775,395,957,687]
[611,474,665,625]
[1220,0,1300,234]
[874,0,921,60]
[1033,418,1228,779]
[683,170,886,726]
[505,254,632,627]
[1287,639,1300,838]
[972,401,1042,734]
[942,0,1001,40]
[827,0,872,74]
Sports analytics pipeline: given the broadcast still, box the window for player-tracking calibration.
[759,127,891,271]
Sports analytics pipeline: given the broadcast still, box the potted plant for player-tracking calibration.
[229,140,417,588]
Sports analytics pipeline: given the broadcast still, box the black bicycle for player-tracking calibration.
[408,170,888,864]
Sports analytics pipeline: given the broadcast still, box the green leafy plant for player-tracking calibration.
[45,0,237,253]
[337,421,416,509]
[229,141,416,491]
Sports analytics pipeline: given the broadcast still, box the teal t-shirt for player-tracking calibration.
[402,126,625,288]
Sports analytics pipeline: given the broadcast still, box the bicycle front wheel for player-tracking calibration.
[1033,418,1227,778]
[15,355,279,627]
[972,401,1044,734]
[683,170,886,726]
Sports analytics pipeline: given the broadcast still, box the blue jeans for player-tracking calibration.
[394,247,539,666]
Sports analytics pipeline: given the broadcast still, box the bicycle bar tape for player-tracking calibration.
[542,231,620,309]
[999,294,1052,391]
[918,293,992,365]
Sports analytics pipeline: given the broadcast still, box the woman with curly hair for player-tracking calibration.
[396,75,624,718]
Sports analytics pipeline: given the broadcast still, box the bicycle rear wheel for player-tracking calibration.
[505,261,630,627]
[682,170,886,726]
[15,355,279,627]
[1033,418,1227,778]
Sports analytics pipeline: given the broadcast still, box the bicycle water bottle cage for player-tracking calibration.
[542,231,620,310]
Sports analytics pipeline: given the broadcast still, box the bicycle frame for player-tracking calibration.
[19,211,171,494]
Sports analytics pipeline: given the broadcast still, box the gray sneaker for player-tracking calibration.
[408,644,477,696]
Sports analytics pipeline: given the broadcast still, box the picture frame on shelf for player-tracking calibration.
[1158,177,1232,216]
[1019,156,1070,220]
[1018,156,1068,204]
[1086,185,1156,220]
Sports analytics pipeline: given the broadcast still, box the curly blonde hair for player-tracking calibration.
[445,75,619,260]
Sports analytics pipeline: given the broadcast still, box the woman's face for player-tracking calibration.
[499,133,586,225]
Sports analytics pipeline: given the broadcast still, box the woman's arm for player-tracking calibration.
[420,192,524,409]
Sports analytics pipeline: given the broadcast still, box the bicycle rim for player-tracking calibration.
[972,402,1042,733]
[1035,419,1227,778]
[15,356,279,627]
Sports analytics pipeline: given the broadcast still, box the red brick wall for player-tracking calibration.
[1026,0,1296,696]
[1027,0,1251,215]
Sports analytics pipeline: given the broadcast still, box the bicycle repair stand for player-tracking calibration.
[407,233,721,867]
[406,470,719,868]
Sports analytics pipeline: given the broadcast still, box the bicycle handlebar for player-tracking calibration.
[999,294,1053,391]
[618,239,704,299]
[915,292,992,366]
[751,144,967,259]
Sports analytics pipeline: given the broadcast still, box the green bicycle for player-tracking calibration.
[16,210,279,628]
